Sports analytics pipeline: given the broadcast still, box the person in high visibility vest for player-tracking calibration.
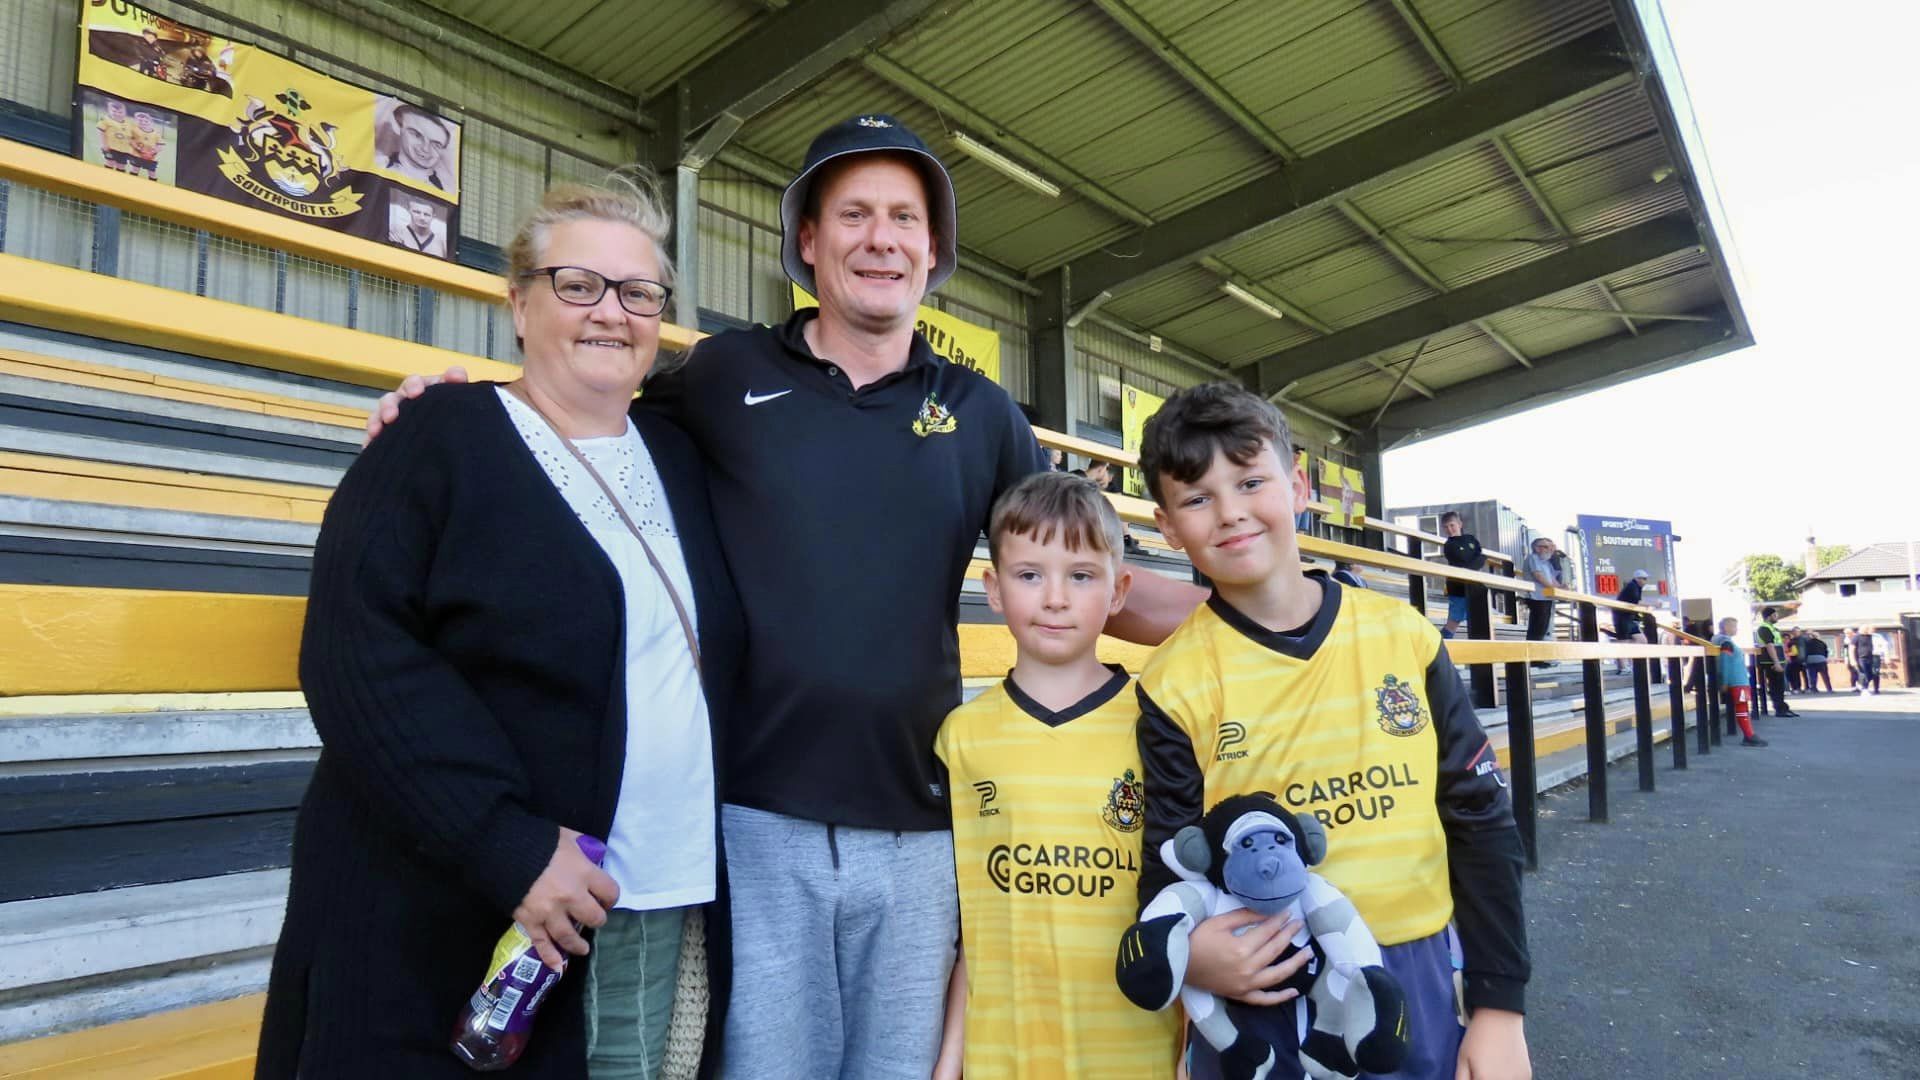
[1711,618,1768,747]
[1753,607,1799,718]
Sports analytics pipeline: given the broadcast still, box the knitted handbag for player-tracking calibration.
[660,908,709,1080]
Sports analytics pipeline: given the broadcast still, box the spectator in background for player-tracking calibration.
[1611,568,1651,674]
[1046,447,1065,472]
[1804,631,1833,692]
[1332,560,1368,589]
[1082,458,1121,494]
[1440,510,1486,640]
[1754,607,1797,717]
[1522,536,1559,667]
[1852,626,1882,695]
[1711,617,1768,748]
[1784,629,1806,693]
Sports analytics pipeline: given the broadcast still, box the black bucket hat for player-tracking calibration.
[779,114,959,296]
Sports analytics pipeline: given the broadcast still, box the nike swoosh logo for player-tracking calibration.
[743,389,793,406]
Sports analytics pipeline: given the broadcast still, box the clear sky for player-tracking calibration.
[1382,0,1920,594]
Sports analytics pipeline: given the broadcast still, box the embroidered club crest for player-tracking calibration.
[1374,674,1427,737]
[911,393,957,436]
[1102,768,1145,832]
[856,116,893,128]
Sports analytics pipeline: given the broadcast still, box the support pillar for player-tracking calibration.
[1632,657,1655,792]
[1580,600,1607,823]
[647,83,711,332]
[1505,660,1538,870]
[1356,431,1386,551]
[1031,267,1075,433]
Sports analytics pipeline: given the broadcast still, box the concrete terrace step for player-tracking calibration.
[0,873,284,1045]
[0,708,316,765]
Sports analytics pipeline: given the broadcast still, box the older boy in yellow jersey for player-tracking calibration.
[1133,384,1530,1080]
[934,472,1309,1079]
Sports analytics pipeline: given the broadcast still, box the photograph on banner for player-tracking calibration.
[1119,384,1166,498]
[1317,459,1366,529]
[387,189,451,256]
[373,96,459,194]
[75,0,461,260]
[791,285,999,384]
[84,11,236,96]
[81,89,178,185]
[1292,448,1313,531]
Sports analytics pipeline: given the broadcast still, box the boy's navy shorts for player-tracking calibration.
[1185,928,1467,1080]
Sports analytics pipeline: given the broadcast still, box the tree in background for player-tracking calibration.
[1736,553,1802,601]
[1813,543,1852,571]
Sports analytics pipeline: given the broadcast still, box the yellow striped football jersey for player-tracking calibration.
[1137,580,1511,948]
[935,666,1182,1080]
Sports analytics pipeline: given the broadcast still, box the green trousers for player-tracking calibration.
[583,906,686,1080]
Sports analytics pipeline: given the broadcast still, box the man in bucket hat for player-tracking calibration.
[367,114,1204,1077]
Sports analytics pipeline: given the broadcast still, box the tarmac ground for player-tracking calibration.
[1525,686,1920,1079]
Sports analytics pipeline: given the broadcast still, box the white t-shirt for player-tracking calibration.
[498,388,716,910]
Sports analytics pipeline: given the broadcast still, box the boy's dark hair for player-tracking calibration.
[1137,382,1293,506]
[988,471,1125,568]
[1440,511,1461,525]
[1762,606,1778,619]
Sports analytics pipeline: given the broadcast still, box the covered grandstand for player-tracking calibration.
[0,0,1748,1068]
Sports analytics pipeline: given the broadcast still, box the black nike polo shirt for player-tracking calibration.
[637,309,1049,831]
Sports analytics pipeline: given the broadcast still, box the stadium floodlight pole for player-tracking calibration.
[950,132,1062,198]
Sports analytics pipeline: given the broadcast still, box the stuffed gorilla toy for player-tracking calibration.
[1116,793,1409,1080]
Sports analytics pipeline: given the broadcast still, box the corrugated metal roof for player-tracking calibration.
[1106,265,1235,327]
[426,0,761,96]
[1416,0,1613,81]
[1207,3,1453,156]
[1504,83,1656,169]
[418,0,1740,427]
[880,0,1080,91]
[1280,244,1437,329]
[1214,208,1359,282]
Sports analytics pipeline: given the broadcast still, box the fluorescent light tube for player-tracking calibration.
[1221,281,1286,321]
[951,132,1061,198]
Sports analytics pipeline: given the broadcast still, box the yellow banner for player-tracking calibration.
[1120,383,1166,498]
[77,0,461,256]
[792,285,1000,385]
[1318,459,1366,529]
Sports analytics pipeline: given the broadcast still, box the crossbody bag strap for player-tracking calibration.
[507,383,702,672]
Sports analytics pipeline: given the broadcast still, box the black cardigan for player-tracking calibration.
[258,382,743,1079]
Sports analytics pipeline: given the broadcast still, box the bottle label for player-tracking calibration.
[470,922,563,1037]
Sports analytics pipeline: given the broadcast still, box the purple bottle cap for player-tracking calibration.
[575,834,607,866]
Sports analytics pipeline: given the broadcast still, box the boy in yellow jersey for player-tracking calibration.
[96,98,138,174]
[1132,384,1530,1080]
[128,112,166,181]
[934,471,1305,1079]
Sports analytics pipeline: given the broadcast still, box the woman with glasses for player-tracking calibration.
[258,173,742,1079]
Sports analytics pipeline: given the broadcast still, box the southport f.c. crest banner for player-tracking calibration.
[75,0,461,260]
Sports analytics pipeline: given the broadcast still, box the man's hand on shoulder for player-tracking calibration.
[363,366,469,446]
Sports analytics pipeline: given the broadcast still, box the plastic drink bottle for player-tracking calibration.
[450,833,607,1071]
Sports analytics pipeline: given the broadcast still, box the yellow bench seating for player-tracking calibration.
[0,995,262,1078]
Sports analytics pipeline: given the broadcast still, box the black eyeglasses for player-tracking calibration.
[522,266,673,318]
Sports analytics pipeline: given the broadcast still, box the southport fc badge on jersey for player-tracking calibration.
[911,393,957,436]
[1102,769,1144,832]
[1374,674,1428,737]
